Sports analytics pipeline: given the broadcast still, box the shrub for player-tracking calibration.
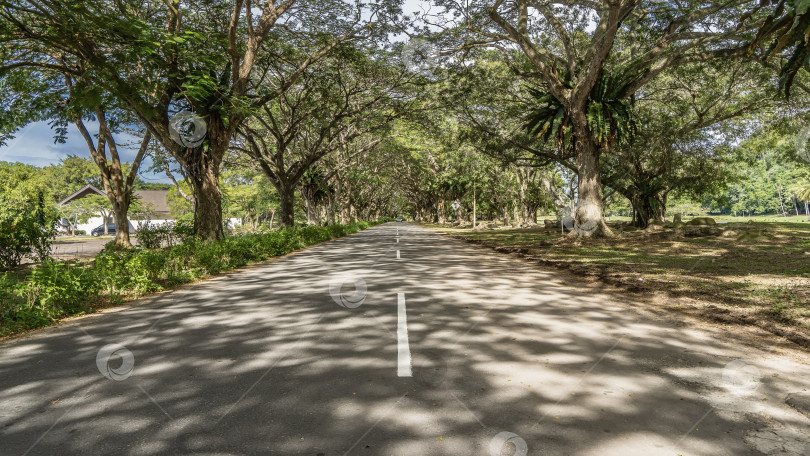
[0,163,59,270]
[135,220,176,249]
[172,219,196,245]
[74,230,86,235]
[0,272,30,332]
[95,247,162,296]
[25,261,97,319]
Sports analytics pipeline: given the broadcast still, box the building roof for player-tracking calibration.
[58,184,171,220]
[58,184,105,206]
[133,190,170,216]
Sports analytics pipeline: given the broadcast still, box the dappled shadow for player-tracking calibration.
[445,223,810,341]
[1,223,810,455]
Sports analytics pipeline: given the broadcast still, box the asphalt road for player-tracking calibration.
[2,222,810,455]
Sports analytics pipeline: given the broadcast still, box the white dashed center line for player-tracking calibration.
[397,292,412,377]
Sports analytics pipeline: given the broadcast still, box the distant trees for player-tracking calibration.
[41,155,101,202]
[236,47,412,226]
[602,59,778,227]
[59,197,104,236]
[2,0,809,243]
[724,125,810,217]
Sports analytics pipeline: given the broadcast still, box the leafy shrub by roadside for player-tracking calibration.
[0,163,59,270]
[0,221,379,337]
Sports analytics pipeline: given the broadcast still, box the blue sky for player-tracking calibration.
[0,120,171,184]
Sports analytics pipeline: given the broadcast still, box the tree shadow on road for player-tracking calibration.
[1,225,809,455]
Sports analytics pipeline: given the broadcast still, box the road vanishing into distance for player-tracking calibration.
[2,222,810,455]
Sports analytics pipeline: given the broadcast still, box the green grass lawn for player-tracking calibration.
[430,219,810,347]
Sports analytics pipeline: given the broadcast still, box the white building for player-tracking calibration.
[57,184,174,235]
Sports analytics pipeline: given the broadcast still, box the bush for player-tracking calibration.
[135,220,176,249]
[74,230,86,235]
[0,163,58,270]
[172,219,196,245]
[27,261,97,314]
[0,272,30,332]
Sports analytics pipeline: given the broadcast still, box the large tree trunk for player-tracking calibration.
[573,117,611,237]
[186,156,224,241]
[278,183,296,227]
[516,167,532,226]
[304,194,316,225]
[112,201,132,247]
[340,205,350,225]
[172,115,228,241]
[502,205,511,226]
[633,193,667,228]
[326,194,336,226]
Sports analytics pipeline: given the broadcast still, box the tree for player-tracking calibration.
[221,166,279,230]
[237,47,409,226]
[435,0,768,236]
[792,181,810,220]
[59,197,100,235]
[66,94,152,246]
[602,59,778,226]
[750,0,810,96]
[41,155,101,202]
[79,195,115,235]
[0,162,58,269]
[1,0,400,239]
[0,40,152,247]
